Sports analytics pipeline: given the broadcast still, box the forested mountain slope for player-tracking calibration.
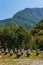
[30,20,43,50]
[0,8,43,29]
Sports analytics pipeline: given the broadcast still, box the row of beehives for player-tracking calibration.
[0,48,40,58]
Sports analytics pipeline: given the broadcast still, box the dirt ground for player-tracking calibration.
[0,59,43,65]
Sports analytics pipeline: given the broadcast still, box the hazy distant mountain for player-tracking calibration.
[0,8,43,29]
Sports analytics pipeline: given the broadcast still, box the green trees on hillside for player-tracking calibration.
[0,26,31,50]
[0,20,43,50]
[29,20,43,50]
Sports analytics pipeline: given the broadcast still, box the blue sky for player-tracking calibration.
[0,0,43,20]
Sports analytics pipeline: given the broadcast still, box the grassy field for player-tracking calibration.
[0,52,43,65]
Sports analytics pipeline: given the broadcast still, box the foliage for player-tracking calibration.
[29,20,43,50]
[0,20,43,50]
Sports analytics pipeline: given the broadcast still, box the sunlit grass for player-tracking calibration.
[0,52,43,65]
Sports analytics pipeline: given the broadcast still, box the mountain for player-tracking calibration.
[30,20,43,36]
[30,20,43,50]
[0,8,43,29]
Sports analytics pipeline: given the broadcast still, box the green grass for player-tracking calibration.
[20,52,43,60]
[0,52,43,65]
